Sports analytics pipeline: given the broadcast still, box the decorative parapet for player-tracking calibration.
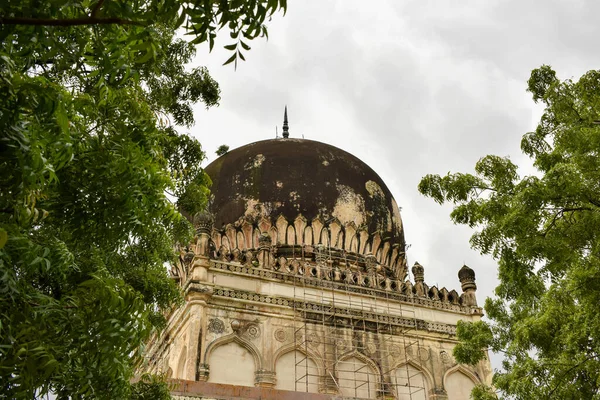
[211,287,459,336]
[208,260,480,314]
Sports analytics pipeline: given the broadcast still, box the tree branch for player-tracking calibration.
[547,354,598,398]
[0,16,144,27]
[90,0,106,18]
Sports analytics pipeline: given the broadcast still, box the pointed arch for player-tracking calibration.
[336,350,380,399]
[303,225,314,246]
[273,344,323,393]
[236,230,246,251]
[443,364,481,386]
[176,345,187,379]
[443,364,481,400]
[272,343,325,376]
[337,350,381,377]
[391,359,434,399]
[204,333,263,369]
[319,226,330,247]
[286,225,296,245]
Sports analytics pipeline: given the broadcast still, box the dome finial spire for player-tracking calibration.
[282,106,289,138]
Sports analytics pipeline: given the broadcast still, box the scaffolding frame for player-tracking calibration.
[287,243,429,400]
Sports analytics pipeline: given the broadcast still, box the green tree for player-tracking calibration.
[418,66,600,399]
[0,1,286,398]
[216,144,230,156]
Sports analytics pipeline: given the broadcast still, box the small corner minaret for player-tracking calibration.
[458,264,478,307]
[282,106,289,138]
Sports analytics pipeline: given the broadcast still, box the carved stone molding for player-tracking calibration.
[209,260,477,314]
[274,329,287,342]
[207,318,225,334]
[212,288,458,336]
[255,369,276,387]
[196,363,210,381]
[244,323,261,340]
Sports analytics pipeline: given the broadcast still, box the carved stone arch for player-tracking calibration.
[276,215,288,244]
[337,349,382,381]
[329,219,342,248]
[176,345,187,379]
[380,241,391,265]
[443,364,481,387]
[294,215,307,245]
[344,222,357,251]
[319,226,330,247]
[391,359,435,393]
[241,221,253,249]
[303,225,314,246]
[225,224,237,250]
[220,234,231,251]
[311,217,324,244]
[258,217,271,234]
[375,245,383,264]
[371,233,382,258]
[335,227,344,249]
[272,343,325,377]
[269,226,278,245]
[349,233,359,253]
[286,224,296,245]
[252,224,260,249]
[212,231,222,249]
[236,230,245,251]
[358,229,369,254]
[204,333,263,370]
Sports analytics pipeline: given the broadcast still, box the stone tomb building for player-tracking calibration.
[143,129,492,399]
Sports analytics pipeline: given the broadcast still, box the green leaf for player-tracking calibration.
[223,53,237,66]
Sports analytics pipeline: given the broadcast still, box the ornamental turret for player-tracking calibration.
[458,264,478,306]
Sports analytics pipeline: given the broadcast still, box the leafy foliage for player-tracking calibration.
[419,66,600,399]
[0,0,285,398]
[216,144,230,156]
[130,374,173,400]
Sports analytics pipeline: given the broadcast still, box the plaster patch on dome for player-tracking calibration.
[332,184,366,226]
[365,180,385,198]
[244,154,265,170]
[243,198,273,220]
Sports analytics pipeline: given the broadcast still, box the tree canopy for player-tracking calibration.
[419,66,600,399]
[0,1,286,398]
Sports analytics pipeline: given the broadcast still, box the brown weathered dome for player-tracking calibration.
[204,138,407,277]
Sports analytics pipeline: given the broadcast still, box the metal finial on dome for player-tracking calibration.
[282,106,289,138]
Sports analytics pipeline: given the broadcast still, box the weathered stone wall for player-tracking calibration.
[145,257,492,400]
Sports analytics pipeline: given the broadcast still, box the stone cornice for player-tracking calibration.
[211,287,458,336]
[209,260,482,316]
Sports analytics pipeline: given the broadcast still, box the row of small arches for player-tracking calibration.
[211,215,404,269]
[173,335,480,400]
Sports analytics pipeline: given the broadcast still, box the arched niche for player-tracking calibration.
[392,361,432,400]
[205,335,262,387]
[176,345,187,379]
[274,350,320,393]
[444,365,480,400]
[336,352,380,399]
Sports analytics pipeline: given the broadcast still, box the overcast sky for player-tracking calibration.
[186,0,600,368]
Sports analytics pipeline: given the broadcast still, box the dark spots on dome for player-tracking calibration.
[205,139,404,249]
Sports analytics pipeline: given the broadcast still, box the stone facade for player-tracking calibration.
[142,138,493,400]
